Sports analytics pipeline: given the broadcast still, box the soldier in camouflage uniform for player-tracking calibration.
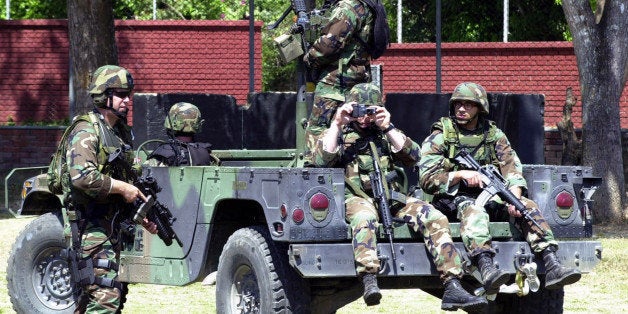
[303,0,375,165]
[418,82,582,295]
[312,83,487,311]
[62,65,157,313]
[145,102,219,167]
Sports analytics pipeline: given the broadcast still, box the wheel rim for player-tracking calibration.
[31,246,75,310]
[231,264,260,313]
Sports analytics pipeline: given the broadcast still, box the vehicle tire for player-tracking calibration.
[216,226,310,313]
[6,212,76,313]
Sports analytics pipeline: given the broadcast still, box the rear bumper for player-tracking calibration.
[288,240,602,278]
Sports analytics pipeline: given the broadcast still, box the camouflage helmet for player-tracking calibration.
[449,82,489,114]
[346,83,383,106]
[164,102,204,134]
[89,65,134,106]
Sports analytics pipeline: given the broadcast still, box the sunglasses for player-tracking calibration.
[113,90,132,99]
[454,101,477,110]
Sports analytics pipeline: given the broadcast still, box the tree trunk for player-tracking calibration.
[562,0,628,223]
[557,87,581,165]
[67,0,118,117]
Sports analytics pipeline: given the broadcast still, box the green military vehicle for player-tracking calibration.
[4,2,602,312]
[5,87,603,313]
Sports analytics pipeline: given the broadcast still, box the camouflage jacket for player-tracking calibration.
[63,111,134,206]
[304,0,374,101]
[313,125,421,198]
[418,117,527,198]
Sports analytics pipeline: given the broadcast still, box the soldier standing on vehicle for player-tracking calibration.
[63,65,157,313]
[311,83,487,311]
[145,102,219,167]
[303,0,387,165]
[418,82,582,295]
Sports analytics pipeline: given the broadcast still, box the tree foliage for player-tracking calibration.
[383,0,568,43]
[3,0,66,19]
[0,0,249,20]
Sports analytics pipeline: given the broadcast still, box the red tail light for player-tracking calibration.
[310,192,329,210]
[556,191,574,208]
[309,192,330,222]
[292,208,305,223]
[280,203,288,219]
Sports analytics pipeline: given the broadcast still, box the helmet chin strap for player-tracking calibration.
[105,91,128,121]
[455,118,470,125]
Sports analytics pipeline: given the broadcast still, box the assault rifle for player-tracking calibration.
[368,142,396,261]
[109,147,182,247]
[454,150,546,235]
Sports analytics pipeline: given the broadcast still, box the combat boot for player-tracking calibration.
[476,252,509,294]
[542,247,581,289]
[441,278,488,312]
[360,273,381,306]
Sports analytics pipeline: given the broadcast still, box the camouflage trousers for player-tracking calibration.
[456,196,558,257]
[74,223,124,314]
[303,95,343,166]
[346,195,464,280]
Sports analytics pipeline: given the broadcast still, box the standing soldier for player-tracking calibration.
[62,65,157,313]
[418,82,582,295]
[303,0,385,165]
[311,83,487,311]
[145,102,219,167]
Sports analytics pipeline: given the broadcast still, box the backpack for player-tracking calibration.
[360,0,390,60]
[46,113,98,195]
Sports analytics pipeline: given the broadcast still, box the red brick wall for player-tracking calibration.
[0,19,263,126]
[374,42,628,128]
[1,20,69,125]
[3,21,627,129]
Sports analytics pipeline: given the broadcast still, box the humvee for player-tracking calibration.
[5,86,603,313]
[4,2,602,311]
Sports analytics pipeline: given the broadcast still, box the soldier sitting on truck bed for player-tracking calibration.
[418,82,582,295]
[145,102,220,167]
[310,83,487,312]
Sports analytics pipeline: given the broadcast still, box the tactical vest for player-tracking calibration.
[60,111,133,198]
[334,0,374,88]
[148,141,213,166]
[436,117,501,170]
[339,128,400,197]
